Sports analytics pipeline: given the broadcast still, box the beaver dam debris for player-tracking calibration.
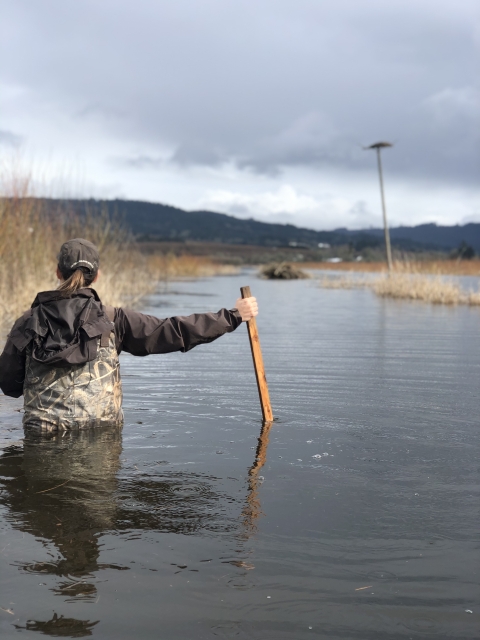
[259,262,309,280]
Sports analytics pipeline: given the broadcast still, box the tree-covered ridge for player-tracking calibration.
[38,198,479,252]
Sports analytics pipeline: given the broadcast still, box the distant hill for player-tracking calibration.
[52,198,360,247]
[41,198,478,252]
[337,223,480,252]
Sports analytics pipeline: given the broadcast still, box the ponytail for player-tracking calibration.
[57,268,94,296]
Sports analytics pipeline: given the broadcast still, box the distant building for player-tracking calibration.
[289,241,309,248]
[318,243,331,249]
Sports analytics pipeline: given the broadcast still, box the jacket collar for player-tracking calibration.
[31,288,101,308]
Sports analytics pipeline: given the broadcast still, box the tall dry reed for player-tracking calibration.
[0,170,158,326]
[0,172,240,328]
[373,263,480,305]
[307,259,480,276]
[373,272,464,304]
[0,200,158,325]
[317,261,480,306]
[0,193,57,323]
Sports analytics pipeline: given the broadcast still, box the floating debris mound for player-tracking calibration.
[259,262,309,280]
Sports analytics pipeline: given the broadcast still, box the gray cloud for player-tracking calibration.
[236,112,362,175]
[74,103,127,120]
[120,155,165,169]
[1,0,478,188]
[172,142,226,167]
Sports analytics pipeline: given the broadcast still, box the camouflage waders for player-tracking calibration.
[23,320,123,434]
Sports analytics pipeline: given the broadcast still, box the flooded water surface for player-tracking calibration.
[0,273,478,638]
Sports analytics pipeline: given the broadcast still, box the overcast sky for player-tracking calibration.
[1,0,479,230]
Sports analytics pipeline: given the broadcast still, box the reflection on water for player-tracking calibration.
[0,423,256,635]
[14,613,99,637]
[243,419,274,535]
[1,274,479,639]
[0,425,243,561]
[1,428,122,601]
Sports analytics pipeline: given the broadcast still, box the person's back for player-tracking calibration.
[0,239,258,435]
[22,293,122,432]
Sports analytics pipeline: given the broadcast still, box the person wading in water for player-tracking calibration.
[0,238,258,434]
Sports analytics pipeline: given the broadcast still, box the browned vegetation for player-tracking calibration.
[0,176,236,327]
[0,195,154,324]
[306,261,388,272]
[306,259,480,276]
[259,262,309,279]
[316,261,480,305]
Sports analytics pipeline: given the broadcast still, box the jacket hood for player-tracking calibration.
[9,288,114,366]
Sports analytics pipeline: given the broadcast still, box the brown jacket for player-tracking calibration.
[0,288,242,398]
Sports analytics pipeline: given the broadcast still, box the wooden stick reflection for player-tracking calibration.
[242,419,274,534]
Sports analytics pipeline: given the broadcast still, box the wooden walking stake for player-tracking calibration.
[240,286,273,423]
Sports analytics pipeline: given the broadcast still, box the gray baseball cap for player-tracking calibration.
[57,238,100,277]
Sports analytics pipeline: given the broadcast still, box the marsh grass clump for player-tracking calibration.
[373,272,464,305]
[372,262,480,305]
[317,260,480,306]
[305,259,480,276]
[260,262,309,280]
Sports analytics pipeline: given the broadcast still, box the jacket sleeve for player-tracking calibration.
[0,336,27,398]
[113,307,243,356]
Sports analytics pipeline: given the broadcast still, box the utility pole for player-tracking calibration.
[366,142,393,271]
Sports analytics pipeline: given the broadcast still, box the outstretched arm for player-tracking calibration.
[113,297,258,356]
